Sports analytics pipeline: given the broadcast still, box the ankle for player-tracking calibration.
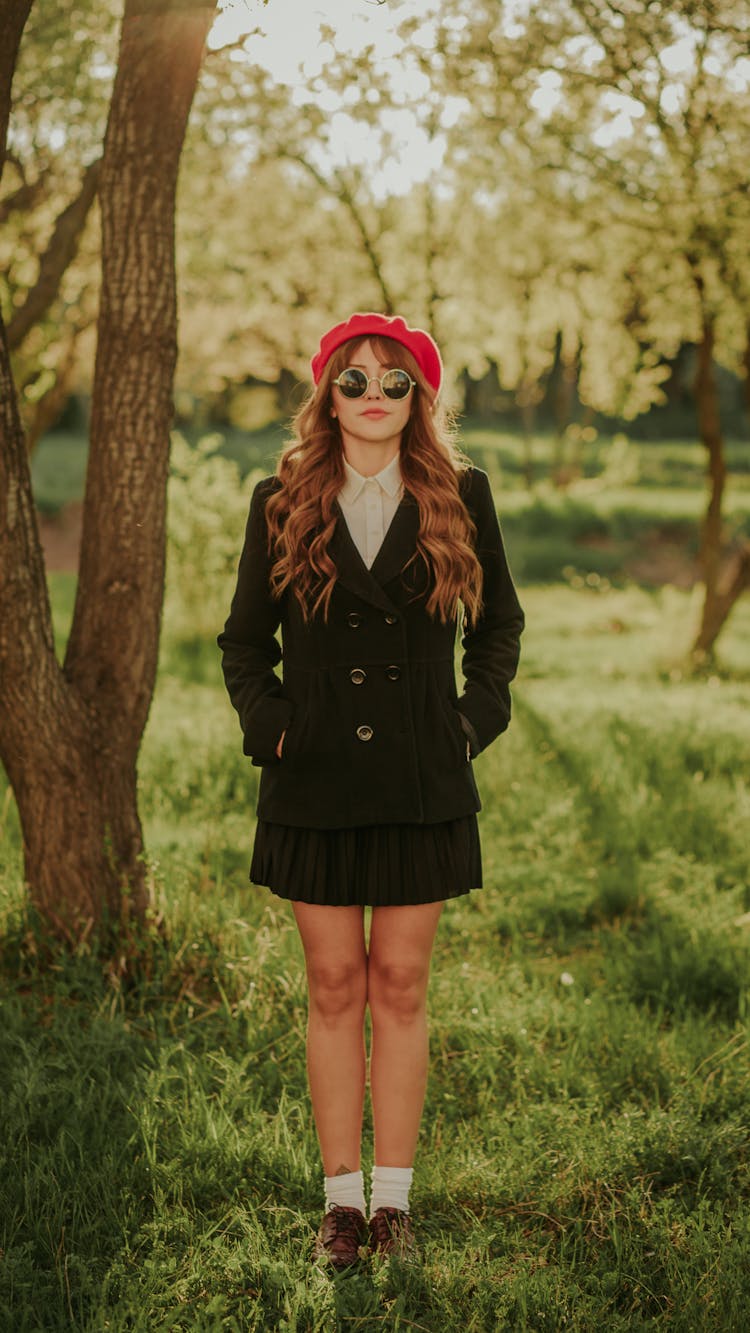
[369,1164,413,1217]
[324,1168,366,1216]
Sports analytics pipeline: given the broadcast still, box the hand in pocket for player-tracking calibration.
[276,729,286,759]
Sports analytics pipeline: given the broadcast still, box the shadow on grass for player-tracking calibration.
[0,912,321,1330]
[513,696,750,1022]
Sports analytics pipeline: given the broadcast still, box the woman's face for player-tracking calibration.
[330,339,413,459]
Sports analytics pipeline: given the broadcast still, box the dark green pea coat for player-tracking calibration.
[217,466,524,828]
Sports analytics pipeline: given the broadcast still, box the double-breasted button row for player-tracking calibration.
[349,665,401,684]
[347,610,399,628]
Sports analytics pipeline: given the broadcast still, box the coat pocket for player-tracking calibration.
[278,670,335,771]
[434,683,469,768]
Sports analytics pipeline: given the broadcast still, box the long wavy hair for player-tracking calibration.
[265,334,485,627]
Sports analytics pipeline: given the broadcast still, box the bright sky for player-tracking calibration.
[209,0,735,190]
[212,0,417,83]
[210,0,463,195]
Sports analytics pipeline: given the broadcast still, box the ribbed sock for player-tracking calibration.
[324,1169,366,1216]
[369,1164,413,1217]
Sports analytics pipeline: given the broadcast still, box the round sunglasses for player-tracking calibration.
[332,367,416,400]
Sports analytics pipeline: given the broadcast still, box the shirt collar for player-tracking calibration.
[339,451,403,504]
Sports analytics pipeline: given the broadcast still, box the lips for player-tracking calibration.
[361,409,388,418]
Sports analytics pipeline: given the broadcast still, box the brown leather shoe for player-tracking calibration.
[312,1205,367,1270]
[368,1206,417,1260]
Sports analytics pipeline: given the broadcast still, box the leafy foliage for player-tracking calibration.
[163,430,264,640]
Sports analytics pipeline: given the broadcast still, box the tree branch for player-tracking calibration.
[7,157,101,349]
[277,149,395,312]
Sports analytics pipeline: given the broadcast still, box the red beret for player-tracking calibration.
[311,312,443,394]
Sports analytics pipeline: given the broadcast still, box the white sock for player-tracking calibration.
[324,1169,366,1216]
[369,1164,413,1216]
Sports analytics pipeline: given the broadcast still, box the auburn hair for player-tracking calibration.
[264,335,484,627]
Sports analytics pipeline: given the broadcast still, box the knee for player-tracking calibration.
[368,959,427,1023]
[307,961,366,1025]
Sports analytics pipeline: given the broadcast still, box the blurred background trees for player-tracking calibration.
[4,0,748,657]
[7,0,749,445]
[3,0,749,624]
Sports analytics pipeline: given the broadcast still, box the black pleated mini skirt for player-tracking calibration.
[249,814,482,907]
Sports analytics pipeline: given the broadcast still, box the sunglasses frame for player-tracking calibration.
[332,367,417,400]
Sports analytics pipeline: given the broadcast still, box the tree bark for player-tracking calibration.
[690,301,729,662]
[0,0,217,945]
[692,540,750,659]
[0,3,33,160]
[691,315,750,657]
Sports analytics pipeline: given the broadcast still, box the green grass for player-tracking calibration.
[6,430,750,1328]
[1,565,749,1329]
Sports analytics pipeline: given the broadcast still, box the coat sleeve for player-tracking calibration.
[455,468,524,757]
[216,477,293,765]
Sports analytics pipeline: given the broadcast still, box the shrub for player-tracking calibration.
[164,432,264,641]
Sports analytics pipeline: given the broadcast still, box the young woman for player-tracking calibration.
[217,312,524,1270]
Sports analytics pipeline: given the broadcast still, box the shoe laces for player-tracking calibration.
[326,1205,365,1243]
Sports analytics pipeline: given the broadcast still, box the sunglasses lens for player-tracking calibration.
[382,369,413,399]
[336,368,368,398]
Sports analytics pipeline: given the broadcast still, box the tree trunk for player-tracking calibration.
[0,0,217,945]
[691,317,750,658]
[551,334,580,488]
[690,308,729,662]
[691,540,750,659]
[0,3,33,157]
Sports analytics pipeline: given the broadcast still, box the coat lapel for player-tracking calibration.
[330,490,420,613]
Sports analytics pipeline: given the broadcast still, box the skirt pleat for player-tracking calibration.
[249,815,482,907]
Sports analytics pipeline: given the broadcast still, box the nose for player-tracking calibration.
[365,375,384,399]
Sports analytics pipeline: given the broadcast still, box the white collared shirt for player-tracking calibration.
[336,452,404,570]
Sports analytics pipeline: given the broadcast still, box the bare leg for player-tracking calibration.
[291,902,368,1176]
[367,901,445,1167]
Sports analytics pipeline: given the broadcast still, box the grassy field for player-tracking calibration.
[1,432,750,1330]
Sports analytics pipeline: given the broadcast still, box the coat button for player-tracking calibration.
[347,611,363,628]
[356,724,374,742]
[383,612,398,624]
[385,665,401,680]
[350,667,366,685]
